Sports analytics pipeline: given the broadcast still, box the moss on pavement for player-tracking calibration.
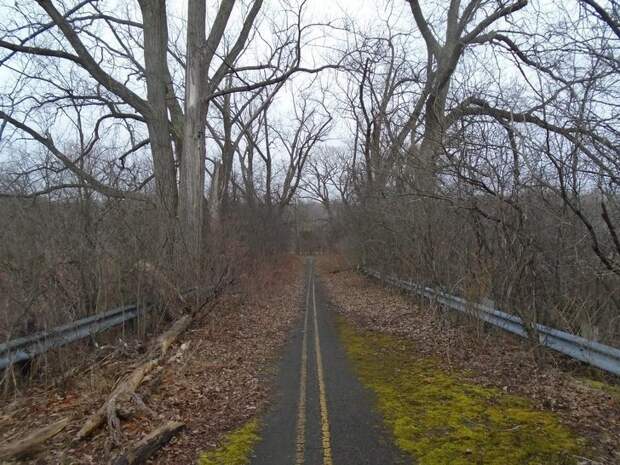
[338,319,585,465]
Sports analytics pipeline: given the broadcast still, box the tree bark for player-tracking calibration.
[219,78,235,215]
[110,421,185,465]
[0,418,69,460]
[179,0,207,259]
[139,0,179,255]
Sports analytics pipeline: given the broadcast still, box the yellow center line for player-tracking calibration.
[313,274,334,465]
[295,265,311,465]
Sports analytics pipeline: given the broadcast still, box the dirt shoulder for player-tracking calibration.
[0,255,303,464]
[317,255,620,464]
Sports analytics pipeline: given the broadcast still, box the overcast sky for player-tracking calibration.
[0,0,593,181]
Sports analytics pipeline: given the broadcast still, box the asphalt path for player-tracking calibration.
[250,258,406,465]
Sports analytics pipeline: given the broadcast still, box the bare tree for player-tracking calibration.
[334,0,619,343]
[236,85,332,216]
[0,0,338,266]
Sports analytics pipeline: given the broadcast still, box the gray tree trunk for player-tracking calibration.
[179,0,207,258]
[138,0,179,257]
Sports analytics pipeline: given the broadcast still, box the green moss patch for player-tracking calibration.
[577,378,620,401]
[339,320,584,465]
[198,419,260,465]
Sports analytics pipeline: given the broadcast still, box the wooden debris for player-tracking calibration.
[0,417,69,460]
[76,312,193,442]
[76,359,158,441]
[155,315,192,356]
[109,421,185,465]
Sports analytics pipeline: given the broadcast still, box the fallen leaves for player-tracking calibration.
[0,255,303,464]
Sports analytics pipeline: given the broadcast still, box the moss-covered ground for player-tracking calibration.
[578,377,620,401]
[198,419,260,465]
[338,319,585,465]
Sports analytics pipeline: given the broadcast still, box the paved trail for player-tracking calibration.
[251,258,406,465]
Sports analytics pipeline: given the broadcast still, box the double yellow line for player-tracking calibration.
[295,271,310,465]
[313,276,334,465]
[295,263,333,465]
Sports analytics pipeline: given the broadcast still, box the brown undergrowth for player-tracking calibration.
[317,255,619,464]
[0,255,303,464]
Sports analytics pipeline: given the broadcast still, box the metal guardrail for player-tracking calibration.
[0,286,214,371]
[0,303,146,370]
[364,268,620,376]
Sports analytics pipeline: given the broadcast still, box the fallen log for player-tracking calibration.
[0,417,69,460]
[155,315,192,356]
[76,359,158,441]
[76,312,193,442]
[110,421,185,465]
[105,361,161,445]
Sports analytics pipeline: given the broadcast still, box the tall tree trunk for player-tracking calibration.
[179,0,207,260]
[219,79,234,216]
[139,0,179,257]
[208,160,224,226]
